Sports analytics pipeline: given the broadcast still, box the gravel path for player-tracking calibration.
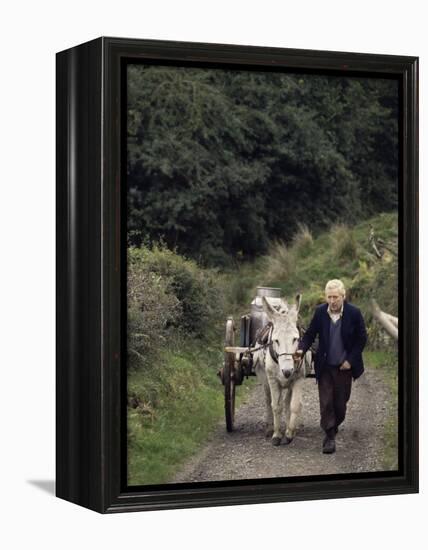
[172,369,393,483]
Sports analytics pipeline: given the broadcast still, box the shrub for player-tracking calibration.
[127,257,181,370]
[129,245,225,339]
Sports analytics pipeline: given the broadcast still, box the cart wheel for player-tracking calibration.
[224,318,236,432]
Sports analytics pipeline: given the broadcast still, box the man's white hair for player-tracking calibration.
[325,279,346,297]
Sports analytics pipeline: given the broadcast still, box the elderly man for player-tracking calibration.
[294,279,367,454]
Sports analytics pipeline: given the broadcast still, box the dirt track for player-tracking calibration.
[172,369,393,483]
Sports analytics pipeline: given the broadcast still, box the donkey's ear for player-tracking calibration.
[295,293,302,313]
[262,296,278,321]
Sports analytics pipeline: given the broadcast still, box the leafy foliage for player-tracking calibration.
[127,65,398,266]
[127,249,181,369]
[128,245,225,372]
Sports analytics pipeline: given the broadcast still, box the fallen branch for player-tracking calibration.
[383,312,398,328]
[371,299,398,340]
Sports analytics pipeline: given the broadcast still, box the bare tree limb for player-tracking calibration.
[383,312,398,328]
[371,299,398,340]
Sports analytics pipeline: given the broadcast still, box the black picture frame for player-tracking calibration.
[56,36,418,513]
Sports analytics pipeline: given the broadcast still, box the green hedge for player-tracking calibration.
[128,245,225,371]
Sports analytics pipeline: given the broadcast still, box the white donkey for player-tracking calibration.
[253,294,311,446]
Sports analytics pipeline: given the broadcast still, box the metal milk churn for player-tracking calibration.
[249,286,282,344]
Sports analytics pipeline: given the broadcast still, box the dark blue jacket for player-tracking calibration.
[300,302,367,380]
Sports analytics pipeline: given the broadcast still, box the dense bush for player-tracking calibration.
[128,253,181,370]
[128,246,225,357]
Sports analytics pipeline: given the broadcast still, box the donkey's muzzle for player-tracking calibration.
[282,369,292,379]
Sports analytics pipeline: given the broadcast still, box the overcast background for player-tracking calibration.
[0,1,425,548]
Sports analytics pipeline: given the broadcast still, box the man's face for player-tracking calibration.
[325,289,344,312]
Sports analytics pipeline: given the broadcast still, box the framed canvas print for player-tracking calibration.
[56,37,418,513]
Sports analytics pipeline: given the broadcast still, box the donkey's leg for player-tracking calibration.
[263,382,274,437]
[285,378,304,441]
[284,387,292,428]
[269,381,284,446]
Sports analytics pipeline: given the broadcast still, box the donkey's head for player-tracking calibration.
[262,294,301,379]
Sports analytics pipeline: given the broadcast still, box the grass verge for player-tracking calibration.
[127,339,256,486]
[364,349,398,470]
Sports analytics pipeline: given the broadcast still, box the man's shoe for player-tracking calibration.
[323,427,337,445]
[322,438,336,454]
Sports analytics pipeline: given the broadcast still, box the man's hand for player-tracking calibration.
[340,360,352,370]
[293,350,304,361]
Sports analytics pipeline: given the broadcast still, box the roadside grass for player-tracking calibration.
[217,212,397,326]
[364,349,398,470]
[261,212,398,325]
[127,339,256,486]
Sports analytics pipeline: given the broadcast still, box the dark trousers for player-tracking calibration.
[318,366,352,437]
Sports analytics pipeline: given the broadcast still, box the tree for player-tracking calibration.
[127,65,399,265]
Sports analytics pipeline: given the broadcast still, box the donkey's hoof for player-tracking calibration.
[283,436,294,445]
[272,436,282,446]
